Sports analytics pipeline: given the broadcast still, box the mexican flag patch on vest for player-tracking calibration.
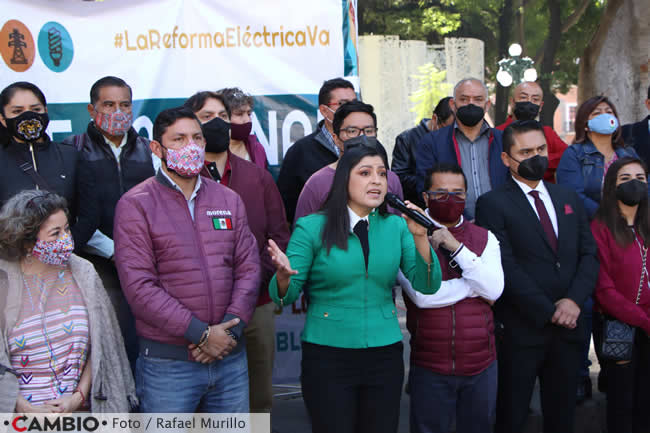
[212,217,233,230]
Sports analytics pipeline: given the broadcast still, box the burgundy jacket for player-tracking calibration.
[201,153,290,305]
[245,134,268,170]
[592,219,650,334]
[114,171,261,348]
[405,221,496,376]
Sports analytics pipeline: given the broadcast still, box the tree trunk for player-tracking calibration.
[578,0,625,104]
[539,0,562,127]
[494,0,514,126]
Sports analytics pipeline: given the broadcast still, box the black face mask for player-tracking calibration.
[5,111,49,142]
[343,135,378,152]
[616,179,647,206]
[455,104,485,127]
[202,117,230,154]
[513,101,540,121]
[510,154,548,181]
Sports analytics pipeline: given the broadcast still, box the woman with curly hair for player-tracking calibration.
[0,190,135,413]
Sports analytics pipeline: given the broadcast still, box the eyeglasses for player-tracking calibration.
[340,126,378,137]
[424,190,466,203]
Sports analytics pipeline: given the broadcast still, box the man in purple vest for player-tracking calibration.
[403,162,504,433]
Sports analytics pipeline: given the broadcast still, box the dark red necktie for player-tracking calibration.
[529,190,557,252]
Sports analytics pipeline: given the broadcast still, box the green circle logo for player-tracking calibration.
[37,21,73,72]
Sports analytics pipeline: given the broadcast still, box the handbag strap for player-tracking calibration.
[6,144,52,191]
[633,235,647,305]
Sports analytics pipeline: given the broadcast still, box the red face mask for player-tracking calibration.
[427,197,465,224]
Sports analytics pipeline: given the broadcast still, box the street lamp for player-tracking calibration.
[497,43,537,87]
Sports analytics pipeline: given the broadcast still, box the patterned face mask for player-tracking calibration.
[31,232,74,266]
[163,140,205,178]
[94,109,133,136]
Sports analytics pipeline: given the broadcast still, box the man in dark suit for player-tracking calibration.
[622,84,650,167]
[475,120,599,433]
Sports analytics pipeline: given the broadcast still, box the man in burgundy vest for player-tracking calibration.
[403,163,504,433]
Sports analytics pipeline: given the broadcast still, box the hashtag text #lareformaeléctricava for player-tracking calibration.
[113,25,331,50]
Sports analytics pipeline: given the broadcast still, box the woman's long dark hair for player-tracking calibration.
[320,145,388,254]
[594,156,650,246]
[573,95,624,148]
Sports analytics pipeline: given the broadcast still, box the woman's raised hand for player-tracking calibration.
[268,239,298,290]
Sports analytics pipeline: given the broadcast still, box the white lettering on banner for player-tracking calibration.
[46,120,72,138]
[132,115,153,140]
[282,110,313,157]
[206,210,232,216]
[251,112,278,165]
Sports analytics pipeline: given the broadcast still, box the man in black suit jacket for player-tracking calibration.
[475,120,599,433]
[622,85,650,167]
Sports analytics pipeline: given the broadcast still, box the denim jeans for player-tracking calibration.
[409,361,497,433]
[136,346,249,413]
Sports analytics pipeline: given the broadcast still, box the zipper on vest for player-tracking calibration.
[29,143,39,190]
[451,305,456,374]
[427,263,431,289]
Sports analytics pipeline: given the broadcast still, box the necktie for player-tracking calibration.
[528,190,557,252]
[353,220,369,270]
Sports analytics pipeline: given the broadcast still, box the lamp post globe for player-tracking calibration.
[508,43,522,57]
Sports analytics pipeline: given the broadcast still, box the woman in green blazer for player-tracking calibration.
[268,144,442,433]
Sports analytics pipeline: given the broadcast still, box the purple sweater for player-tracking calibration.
[294,165,404,224]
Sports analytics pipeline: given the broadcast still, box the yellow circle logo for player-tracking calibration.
[1,20,35,72]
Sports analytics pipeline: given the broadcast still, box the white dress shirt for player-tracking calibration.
[400,210,504,308]
[511,177,559,237]
[160,168,202,221]
[348,206,370,232]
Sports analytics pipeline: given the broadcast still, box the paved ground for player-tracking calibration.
[271,290,607,433]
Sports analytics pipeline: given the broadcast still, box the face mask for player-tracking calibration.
[513,101,540,121]
[587,113,619,135]
[230,121,252,141]
[616,179,647,206]
[323,105,335,124]
[427,197,465,224]
[5,111,49,142]
[202,117,230,154]
[163,140,205,178]
[510,154,548,181]
[342,135,378,152]
[94,108,133,137]
[30,232,74,266]
[455,104,485,127]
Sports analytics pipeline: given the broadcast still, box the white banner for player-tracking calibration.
[2,0,344,101]
[1,0,359,165]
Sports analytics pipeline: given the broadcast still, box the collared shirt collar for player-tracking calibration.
[453,120,490,138]
[348,206,370,233]
[424,208,464,228]
[320,123,340,157]
[102,132,128,160]
[511,175,549,198]
[160,167,202,202]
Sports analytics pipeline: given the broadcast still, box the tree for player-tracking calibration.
[359,0,605,126]
[578,0,625,103]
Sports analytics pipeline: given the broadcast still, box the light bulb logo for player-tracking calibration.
[47,27,62,67]
[37,22,73,72]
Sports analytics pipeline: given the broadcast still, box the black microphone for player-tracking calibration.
[385,193,437,235]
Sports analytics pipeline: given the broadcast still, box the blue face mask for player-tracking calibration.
[587,113,619,135]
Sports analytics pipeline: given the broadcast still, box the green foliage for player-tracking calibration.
[409,64,453,123]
